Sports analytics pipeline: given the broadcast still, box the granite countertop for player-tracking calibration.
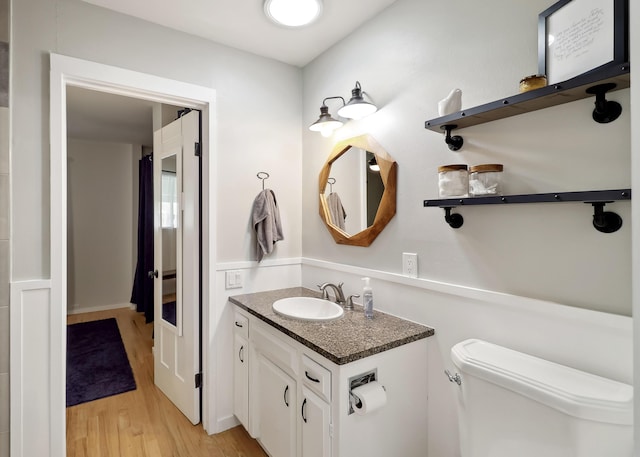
[229,287,435,365]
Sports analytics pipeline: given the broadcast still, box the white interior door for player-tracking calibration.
[153,110,201,424]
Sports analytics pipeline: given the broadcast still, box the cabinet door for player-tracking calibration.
[301,387,331,457]
[233,333,249,429]
[256,354,296,457]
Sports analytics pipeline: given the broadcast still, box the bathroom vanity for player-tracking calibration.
[229,287,434,457]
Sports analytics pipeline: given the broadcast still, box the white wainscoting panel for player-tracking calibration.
[213,259,301,433]
[10,280,55,457]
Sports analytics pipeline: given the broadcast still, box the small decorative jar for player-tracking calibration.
[469,164,503,197]
[519,74,547,93]
[438,164,469,198]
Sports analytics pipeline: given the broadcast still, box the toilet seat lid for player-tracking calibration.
[451,339,633,425]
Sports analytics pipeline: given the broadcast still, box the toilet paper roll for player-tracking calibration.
[351,381,387,415]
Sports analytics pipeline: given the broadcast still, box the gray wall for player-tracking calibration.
[11,0,303,451]
[11,0,303,282]
[302,0,631,316]
[0,0,8,453]
[67,139,138,313]
[301,1,635,453]
[7,0,640,454]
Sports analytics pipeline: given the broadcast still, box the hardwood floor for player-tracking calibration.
[66,307,267,457]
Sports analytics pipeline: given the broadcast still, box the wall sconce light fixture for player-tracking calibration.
[309,96,345,137]
[338,81,377,120]
[309,81,377,136]
[367,156,380,172]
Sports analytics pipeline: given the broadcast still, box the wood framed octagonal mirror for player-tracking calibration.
[319,134,397,246]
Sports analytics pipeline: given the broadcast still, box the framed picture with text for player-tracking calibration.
[538,0,628,84]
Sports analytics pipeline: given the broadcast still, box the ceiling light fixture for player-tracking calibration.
[264,0,323,27]
[309,81,378,136]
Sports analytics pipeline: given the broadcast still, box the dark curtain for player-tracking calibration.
[131,154,154,323]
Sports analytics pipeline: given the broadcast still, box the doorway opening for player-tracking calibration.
[50,53,218,457]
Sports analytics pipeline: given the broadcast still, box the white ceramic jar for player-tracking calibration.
[469,164,503,196]
[438,164,468,198]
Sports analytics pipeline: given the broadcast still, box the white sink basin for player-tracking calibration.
[272,297,344,322]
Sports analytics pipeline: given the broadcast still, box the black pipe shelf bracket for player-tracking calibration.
[423,189,631,233]
[442,125,463,151]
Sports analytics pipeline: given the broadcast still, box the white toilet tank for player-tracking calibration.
[450,339,633,457]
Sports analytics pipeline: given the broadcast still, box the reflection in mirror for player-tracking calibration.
[321,148,384,235]
[319,134,397,247]
[366,151,384,227]
[161,154,178,327]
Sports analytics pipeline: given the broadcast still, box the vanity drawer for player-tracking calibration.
[252,324,298,376]
[302,354,331,402]
[233,312,249,339]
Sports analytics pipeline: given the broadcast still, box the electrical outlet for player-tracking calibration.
[402,253,418,278]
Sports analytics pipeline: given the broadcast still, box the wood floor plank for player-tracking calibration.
[66,307,267,457]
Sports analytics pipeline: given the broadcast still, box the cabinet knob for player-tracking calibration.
[301,398,307,423]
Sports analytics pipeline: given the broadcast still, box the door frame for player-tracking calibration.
[50,53,217,455]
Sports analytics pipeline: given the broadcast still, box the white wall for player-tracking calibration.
[301,0,633,455]
[301,261,632,457]
[11,0,303,281]
[8,0,638,456]
[303,0,630,317]
[0,0,9,453]
[11,0,303,454]
[630,0,639,453]
[215,259,302,431]
[67,139,138,313]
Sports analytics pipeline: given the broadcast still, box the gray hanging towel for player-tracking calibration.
[252,189,284,261]
[326,192,347,230]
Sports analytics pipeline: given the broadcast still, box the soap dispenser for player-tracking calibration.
[362,277,374,319]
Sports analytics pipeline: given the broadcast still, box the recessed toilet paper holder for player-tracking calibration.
[348,369,383,415]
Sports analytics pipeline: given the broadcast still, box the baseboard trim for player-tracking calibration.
[216,414,240,434]
[67,302,133,315]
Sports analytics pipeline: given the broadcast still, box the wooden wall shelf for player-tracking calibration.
[424,63,630,133]
[424,189,631,233]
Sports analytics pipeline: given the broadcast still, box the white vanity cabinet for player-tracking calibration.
[301,386,331,457]
[231,299,430,457]
[232,312,249,430]
[301,354,332,457]
[256,354,297,457]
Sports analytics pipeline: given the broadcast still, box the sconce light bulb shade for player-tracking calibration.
[309,105,343,134]
[264,0,323,27]
[337,82,377,120]
[368,157,380,172]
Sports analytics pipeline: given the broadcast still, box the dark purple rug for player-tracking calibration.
[66,318,137,407]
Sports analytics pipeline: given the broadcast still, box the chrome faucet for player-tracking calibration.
[318,282,346,307]
[317,282,359,311]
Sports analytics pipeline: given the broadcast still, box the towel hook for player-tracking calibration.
[257,171,270,190]
[327,177,336,193]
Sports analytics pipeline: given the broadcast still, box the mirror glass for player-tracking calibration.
[161,154,178,327]
[319,134,397,247]
[321,148,384,235]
